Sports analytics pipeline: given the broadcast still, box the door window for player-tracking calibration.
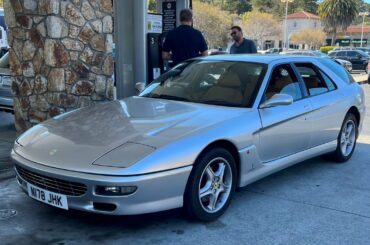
[264,64,303,101]
[347,51,358,58]
[295,63,335,96]
[336,51,346,57]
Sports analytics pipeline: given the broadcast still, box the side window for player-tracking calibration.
[318,70,337,91]
[337,51,346,56]
[295,63,330,96]
[318,58,355,84]
[264,64,303,101]
[347,51,357,57]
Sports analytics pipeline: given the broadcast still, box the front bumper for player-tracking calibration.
[12,150,192,215]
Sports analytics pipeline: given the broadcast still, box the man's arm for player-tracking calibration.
[162,32,173,60]
[199,32,208,56]
[250,40,257,54]
[201,50,208,56]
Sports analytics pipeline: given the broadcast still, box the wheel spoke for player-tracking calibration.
[207,193,217,211]
[347,124,353,137]
[215,162,226,181]
[199,182,213,199]
[205,167,215,181]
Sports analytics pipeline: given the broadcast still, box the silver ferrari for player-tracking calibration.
[12,55,365,221]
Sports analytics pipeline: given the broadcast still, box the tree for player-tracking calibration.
[251,0,319,17]
[193,1,233,49]
[241,11,281,49]
[290,29,326,49]
[304,0,319,14]
[318,0,360,45]
[224,0,252,15]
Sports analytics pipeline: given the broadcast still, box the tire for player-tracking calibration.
[184,148,237,222]
[327,113,358,163]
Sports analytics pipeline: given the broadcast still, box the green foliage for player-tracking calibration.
[251,0,319,17]
[223,0,252,15]
[320,46,336,54]
[193,1,233,48]
[318,0,360,45]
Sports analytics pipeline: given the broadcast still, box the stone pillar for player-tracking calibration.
[4,0,114,132]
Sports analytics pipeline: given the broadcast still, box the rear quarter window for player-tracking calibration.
[317,59,355,84]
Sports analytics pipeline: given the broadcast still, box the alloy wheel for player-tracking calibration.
[340,119,356,157]
[198,157,233,214]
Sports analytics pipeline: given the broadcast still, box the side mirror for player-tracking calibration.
[135,82,146,93]
[260,94,293,109]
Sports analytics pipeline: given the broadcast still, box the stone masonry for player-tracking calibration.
[4,0,114,132]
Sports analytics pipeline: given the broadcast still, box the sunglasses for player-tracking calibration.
[230,32,237,36]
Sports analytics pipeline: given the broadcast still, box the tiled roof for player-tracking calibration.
[287,11,320,20]
[346,25,370,34]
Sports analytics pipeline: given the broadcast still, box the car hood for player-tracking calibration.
[15,97,247,174]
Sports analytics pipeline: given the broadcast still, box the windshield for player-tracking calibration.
[140,60,267,107]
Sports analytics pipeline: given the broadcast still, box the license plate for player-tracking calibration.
[2,76,11,87]
[27,183,69,210]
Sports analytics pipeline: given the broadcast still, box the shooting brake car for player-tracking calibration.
[12,55,365,221]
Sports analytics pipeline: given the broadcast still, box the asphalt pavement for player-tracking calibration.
[0,84,369,245]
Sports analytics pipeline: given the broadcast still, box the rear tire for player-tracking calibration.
[326,113,358,163]
[184,148,237,222]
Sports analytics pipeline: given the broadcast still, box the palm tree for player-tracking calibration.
[318,0,360,46]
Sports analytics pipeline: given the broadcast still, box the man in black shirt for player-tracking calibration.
[229,26,257,54]
[162,9,208,67]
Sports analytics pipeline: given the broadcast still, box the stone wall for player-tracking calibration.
[4,0,114,132]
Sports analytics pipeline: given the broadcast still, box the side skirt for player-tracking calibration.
[238,140,337,188]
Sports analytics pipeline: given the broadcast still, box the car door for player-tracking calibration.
[346,51,362,70]
[257,64,312,163]
[293,62,343,148]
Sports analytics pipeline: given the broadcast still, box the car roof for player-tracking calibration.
[194,54,321,64]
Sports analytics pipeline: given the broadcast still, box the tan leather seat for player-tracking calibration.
[303,77,319,89]
[203,72,243,104]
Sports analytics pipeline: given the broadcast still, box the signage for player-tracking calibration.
[335,39,351,46]
[162,0,176,33]
[147,14,163,34]
[352,39,368,45]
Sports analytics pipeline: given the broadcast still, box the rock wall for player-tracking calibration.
[4,0,114,132]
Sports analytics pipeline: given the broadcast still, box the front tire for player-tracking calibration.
[329,113,358,162]
[184,148,237,222]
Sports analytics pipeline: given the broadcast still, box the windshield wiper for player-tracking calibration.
[202,100,241,107]
[149,94,189,102]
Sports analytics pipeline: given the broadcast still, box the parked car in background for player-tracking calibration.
[328,50,369,72]
[259,48,282,54]
[0,8,8,57]
[356,47,370,55]
[0,51,12,112]
[282,50,352,72]
[12,55,365,221]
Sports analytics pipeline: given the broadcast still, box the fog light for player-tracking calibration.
[95,186,137,196]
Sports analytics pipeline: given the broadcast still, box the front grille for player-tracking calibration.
[15,165,87,196]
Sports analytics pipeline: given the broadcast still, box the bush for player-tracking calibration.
[320,46,336,54]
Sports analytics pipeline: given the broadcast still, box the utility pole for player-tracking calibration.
[359,12,369,47]
[281,0,294,51]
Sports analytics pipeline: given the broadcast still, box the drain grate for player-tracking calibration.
[0,209,17,220]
